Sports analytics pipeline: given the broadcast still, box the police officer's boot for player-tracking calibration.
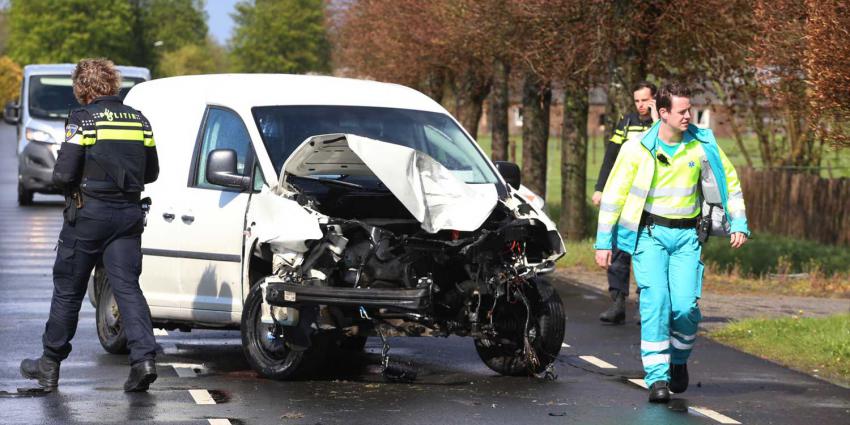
[670,363,689,393]
[599,291,626,324]
[124,359,157,392]
[648,380,671,403]
[20,356,60,391]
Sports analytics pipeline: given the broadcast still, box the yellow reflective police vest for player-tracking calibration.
[594,121,749,253]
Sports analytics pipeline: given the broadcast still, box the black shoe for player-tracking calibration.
[670,363,689,393]
[648,381,671,403]
[599,291,626,324]
[20,356,60,391]
[124,360,157,392]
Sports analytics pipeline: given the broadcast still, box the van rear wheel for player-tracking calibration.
[17,181,33,206]
[95,270,130,355]
[241,282,327,380]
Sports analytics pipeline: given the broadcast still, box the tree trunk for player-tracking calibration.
[559,86,589,240]
[520,71,551,198]
[490,58,510,161]
[420,69,446,104]
[454,71,491,140]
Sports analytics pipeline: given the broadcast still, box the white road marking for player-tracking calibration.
[153,328,169,336]
[578,355,617,369]
[689,407,741,424]
[628,378,648,389]
[189,389,216,405]
[208,420,232,425]
[561,342,570,348]
[0,268,52,275]
[174,367,199,378]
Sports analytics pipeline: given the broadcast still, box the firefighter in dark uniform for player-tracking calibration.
[20,59,160,392]
[592,81,657,324]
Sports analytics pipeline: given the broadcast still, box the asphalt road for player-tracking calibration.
[0,122,848,424]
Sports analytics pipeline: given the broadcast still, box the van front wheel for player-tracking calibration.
[241,282,326,380]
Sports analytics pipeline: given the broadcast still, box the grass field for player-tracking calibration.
[710,314,850,386]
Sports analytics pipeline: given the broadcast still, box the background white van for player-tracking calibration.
[3,64,150,205]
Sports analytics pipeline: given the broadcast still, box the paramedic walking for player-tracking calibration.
[20,59,160,392]
[593,82,749,403]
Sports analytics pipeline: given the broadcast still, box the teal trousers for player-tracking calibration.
[632,224,704,386]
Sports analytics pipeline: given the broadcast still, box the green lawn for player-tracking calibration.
[710,314,850,386]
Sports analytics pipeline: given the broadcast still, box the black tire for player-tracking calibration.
[95,270,130,354]
[241,282,327,380]
[17,181,33,206]
[474,277,565,376]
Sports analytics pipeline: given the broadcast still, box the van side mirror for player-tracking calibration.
[4,102,20,125]
[494,161,521,189]
[206,149,251,191]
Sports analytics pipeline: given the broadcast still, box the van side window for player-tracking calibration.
[195,107,252,189]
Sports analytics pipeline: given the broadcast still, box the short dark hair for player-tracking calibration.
[656,81,692,112]
[633,80,657,96]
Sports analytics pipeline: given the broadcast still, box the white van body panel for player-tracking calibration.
[122,74,556,327]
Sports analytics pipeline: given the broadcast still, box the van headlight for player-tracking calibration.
[26,127,56,144]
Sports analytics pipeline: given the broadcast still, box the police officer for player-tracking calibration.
[20,59,160,392]
[594,82,749,403]
[593,81,658,324]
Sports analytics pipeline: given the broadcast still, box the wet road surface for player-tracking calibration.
[0,122,848,424]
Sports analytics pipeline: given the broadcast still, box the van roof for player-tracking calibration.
[23,64,151,79]
[127,73,445,113]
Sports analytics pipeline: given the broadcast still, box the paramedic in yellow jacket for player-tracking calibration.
[594,82,749,403]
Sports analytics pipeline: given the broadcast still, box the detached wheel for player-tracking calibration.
[17,181,33,206]
[95,269,129,354]
[241,282,327,380]
[474,277,565,376]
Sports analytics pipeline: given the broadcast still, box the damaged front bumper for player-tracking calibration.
[263,278,430,312]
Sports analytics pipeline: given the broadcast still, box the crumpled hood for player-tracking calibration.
[281,133,499,233]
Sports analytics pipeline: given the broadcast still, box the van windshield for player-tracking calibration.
[252,105,498,184]
[28,75,145,120]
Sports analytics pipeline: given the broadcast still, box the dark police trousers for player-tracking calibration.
[608,230,633,295]
[42,197,157,365]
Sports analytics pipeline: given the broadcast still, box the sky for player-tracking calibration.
[205,0,239,46]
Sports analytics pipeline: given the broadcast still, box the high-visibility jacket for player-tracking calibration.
[54,96,158,202]
[594,121,749,253]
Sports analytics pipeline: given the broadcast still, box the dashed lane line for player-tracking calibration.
[688,407,742,424]
[208,420,232,425]
[189,389,216,405]
[153,328,169,336]
[561,342,571,348]
[578,355,617,369]
[626,379,742,424]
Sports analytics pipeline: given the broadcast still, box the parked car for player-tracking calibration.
[3,64,150,205]
[90,74,566,380]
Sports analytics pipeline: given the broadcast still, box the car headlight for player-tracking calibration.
[517,184,546,210]
[26,127,57,144]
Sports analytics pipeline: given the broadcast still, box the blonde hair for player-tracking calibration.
[72,58,121,105]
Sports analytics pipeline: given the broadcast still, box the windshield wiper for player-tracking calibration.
[291,175,377,190]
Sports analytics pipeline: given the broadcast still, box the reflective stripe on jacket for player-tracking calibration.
[594,121,749,253]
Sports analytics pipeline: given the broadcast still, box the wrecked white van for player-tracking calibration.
[91,74,565,380]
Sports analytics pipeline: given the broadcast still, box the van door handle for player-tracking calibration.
[162,212,175,220]
[181,214,195,223]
